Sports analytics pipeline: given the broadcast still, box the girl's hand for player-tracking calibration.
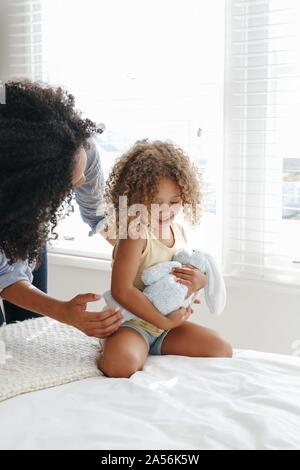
[172,265,207,298]
[164,306,193,330]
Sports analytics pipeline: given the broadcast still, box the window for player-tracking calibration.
[1,0,43,82]
[283,158,300,220]
[41,0,225,262]
[7,0,300,285]
[224,0,300,285]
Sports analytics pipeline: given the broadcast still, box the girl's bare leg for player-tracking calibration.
[97,327,149,378]
[161,322,232,358]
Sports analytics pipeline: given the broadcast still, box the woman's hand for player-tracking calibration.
[1,282,123,338]
[172,265,207,298]
[58,294,123,338]
[163,306,193,330]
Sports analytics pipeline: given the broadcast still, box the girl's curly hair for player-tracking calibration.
[0,80,102,264]
[105,139,202,235]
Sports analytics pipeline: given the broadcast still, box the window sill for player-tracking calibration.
[47,236,113,272]
[48,251,112,272]
[48,232,113,257]
[224,273,300,295]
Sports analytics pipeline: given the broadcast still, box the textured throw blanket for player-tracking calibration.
[0,317,102,402]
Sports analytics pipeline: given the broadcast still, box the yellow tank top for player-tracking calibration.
[113,222,186,337]
[133,222,186,291]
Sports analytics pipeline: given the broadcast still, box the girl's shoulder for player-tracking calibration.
[112,226,148,260]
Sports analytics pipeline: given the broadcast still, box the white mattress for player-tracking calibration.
[1,350,300,450]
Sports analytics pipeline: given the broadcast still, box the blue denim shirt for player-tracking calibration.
[0,138,106,295]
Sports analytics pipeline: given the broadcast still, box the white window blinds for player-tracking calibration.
[224,0,300,285]
[5,0,43,81]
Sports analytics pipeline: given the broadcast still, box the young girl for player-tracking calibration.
[98,140,232,378]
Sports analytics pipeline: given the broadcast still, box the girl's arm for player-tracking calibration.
[111,236,188,330]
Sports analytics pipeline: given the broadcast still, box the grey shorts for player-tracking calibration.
[121,320,170,356]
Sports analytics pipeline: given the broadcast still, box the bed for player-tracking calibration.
[1,327,300,450]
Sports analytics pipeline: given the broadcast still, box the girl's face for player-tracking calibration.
[152,177,183,227]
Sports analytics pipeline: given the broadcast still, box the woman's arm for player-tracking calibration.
[0,250,122,336]
[74,138,117,247]
[74,138,107,236]
[111,237,189,330]
[1,281,123,338]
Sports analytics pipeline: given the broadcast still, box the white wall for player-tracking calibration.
[200,277,300,356]
[48,253,300,356]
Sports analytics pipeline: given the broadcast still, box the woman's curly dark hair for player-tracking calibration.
[0,80,102,264]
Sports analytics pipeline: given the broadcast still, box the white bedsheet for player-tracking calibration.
[1,350,300,450]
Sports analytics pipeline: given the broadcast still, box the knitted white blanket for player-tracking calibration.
[0,317,102,402]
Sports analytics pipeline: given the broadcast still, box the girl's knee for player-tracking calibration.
[212,336,233,358]
[97,351,144,378]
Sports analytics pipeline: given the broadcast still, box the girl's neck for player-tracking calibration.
[151,221,175,247]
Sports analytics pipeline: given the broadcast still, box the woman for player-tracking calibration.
[0,80,123,337]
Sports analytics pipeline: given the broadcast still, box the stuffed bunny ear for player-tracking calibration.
[174,249,226,315]
[203,254,227,315]
[142,261,182,286]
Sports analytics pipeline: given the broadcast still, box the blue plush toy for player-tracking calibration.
[104,248,226,322]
